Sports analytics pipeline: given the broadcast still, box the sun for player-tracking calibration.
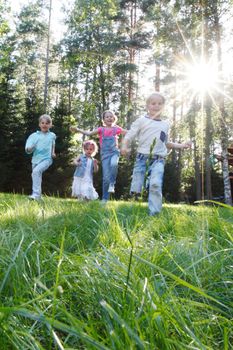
[173,54,222,104]
[185,61,218,95]
[175,56,233,105]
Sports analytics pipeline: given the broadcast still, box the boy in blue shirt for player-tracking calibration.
[25,114,56,200]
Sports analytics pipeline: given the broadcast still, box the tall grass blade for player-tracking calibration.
[134,255,229,310]
[0,306,110,350]
[100,300,146,349]
[0,234,24,293]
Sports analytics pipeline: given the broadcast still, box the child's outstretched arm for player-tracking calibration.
[121,137,131,156]
[121,118,141,155]
[167,141,192,150]
[70,126,98,136]
[121,128,128,135]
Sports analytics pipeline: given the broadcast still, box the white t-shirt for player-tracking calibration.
[124,115,170,157]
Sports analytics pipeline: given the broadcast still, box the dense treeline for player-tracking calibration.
[0,0,232,203]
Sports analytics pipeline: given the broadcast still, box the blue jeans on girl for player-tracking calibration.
[101,128,119,201]
[31,159,53,199]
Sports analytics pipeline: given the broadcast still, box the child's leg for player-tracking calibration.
[130,154,147,194]
[31,159,53,198]
[109,153,120,188]
[102,156,111,200]
[148,160,165,215]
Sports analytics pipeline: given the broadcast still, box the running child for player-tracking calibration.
[72,140,99,200]
[70,110,127,202]
[25,114,56,200]
[121,92,191,215]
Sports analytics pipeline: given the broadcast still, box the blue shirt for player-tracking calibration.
[25,130,56,164]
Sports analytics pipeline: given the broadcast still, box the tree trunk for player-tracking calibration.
[127,0,137,111]
[155,61,160,92]
[189,99,201,200]
[99,56,106,110]
[204,99,213,199]
[68,69,72,114]
[43,0,52,113]
[194,140,202,200]
[214,11,232,205]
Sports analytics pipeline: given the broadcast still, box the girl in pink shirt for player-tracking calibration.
[70,110,127,202]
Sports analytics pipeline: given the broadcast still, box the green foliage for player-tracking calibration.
[43,104,75,197]
[0,193,232,349]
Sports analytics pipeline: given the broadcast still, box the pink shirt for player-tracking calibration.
[97,126,123,147]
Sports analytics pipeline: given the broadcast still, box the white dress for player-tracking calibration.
[72,158,98,200]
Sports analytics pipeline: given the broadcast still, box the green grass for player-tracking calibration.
[0,192,232,349]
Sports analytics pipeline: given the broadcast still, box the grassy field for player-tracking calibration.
[0,192,232,349]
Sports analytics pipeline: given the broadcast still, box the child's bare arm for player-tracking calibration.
[93,159,98,172]
[70,126,98,136]
[120,118,141,155]
[167,141,192,150]
[121,138,131,156]
[121,128,128,136]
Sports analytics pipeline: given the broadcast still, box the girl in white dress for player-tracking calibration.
[72,140,99,200]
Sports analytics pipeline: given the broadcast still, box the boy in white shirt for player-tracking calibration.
[121,92,191,215]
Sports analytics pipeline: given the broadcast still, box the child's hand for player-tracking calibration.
[182,141,192,149]
[52,152,56,159]
[70,126,78,133]
[26,145,36,153]
[93,159,98,172]
[121,146,130,156]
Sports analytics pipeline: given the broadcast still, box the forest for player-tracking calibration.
[0,0,233,204]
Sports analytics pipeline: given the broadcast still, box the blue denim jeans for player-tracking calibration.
[31,159,53,198]
[130,153,165,215]
[101,152,119,200]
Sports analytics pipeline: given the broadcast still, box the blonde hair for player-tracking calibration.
[39,114,52,124]
[83,139,98,156]
[102,110,117,125]
[146,92,165,106]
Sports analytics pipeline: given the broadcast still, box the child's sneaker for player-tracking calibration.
[108,184,115,193]
[130,192,141,201]
[28,195,40,201]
